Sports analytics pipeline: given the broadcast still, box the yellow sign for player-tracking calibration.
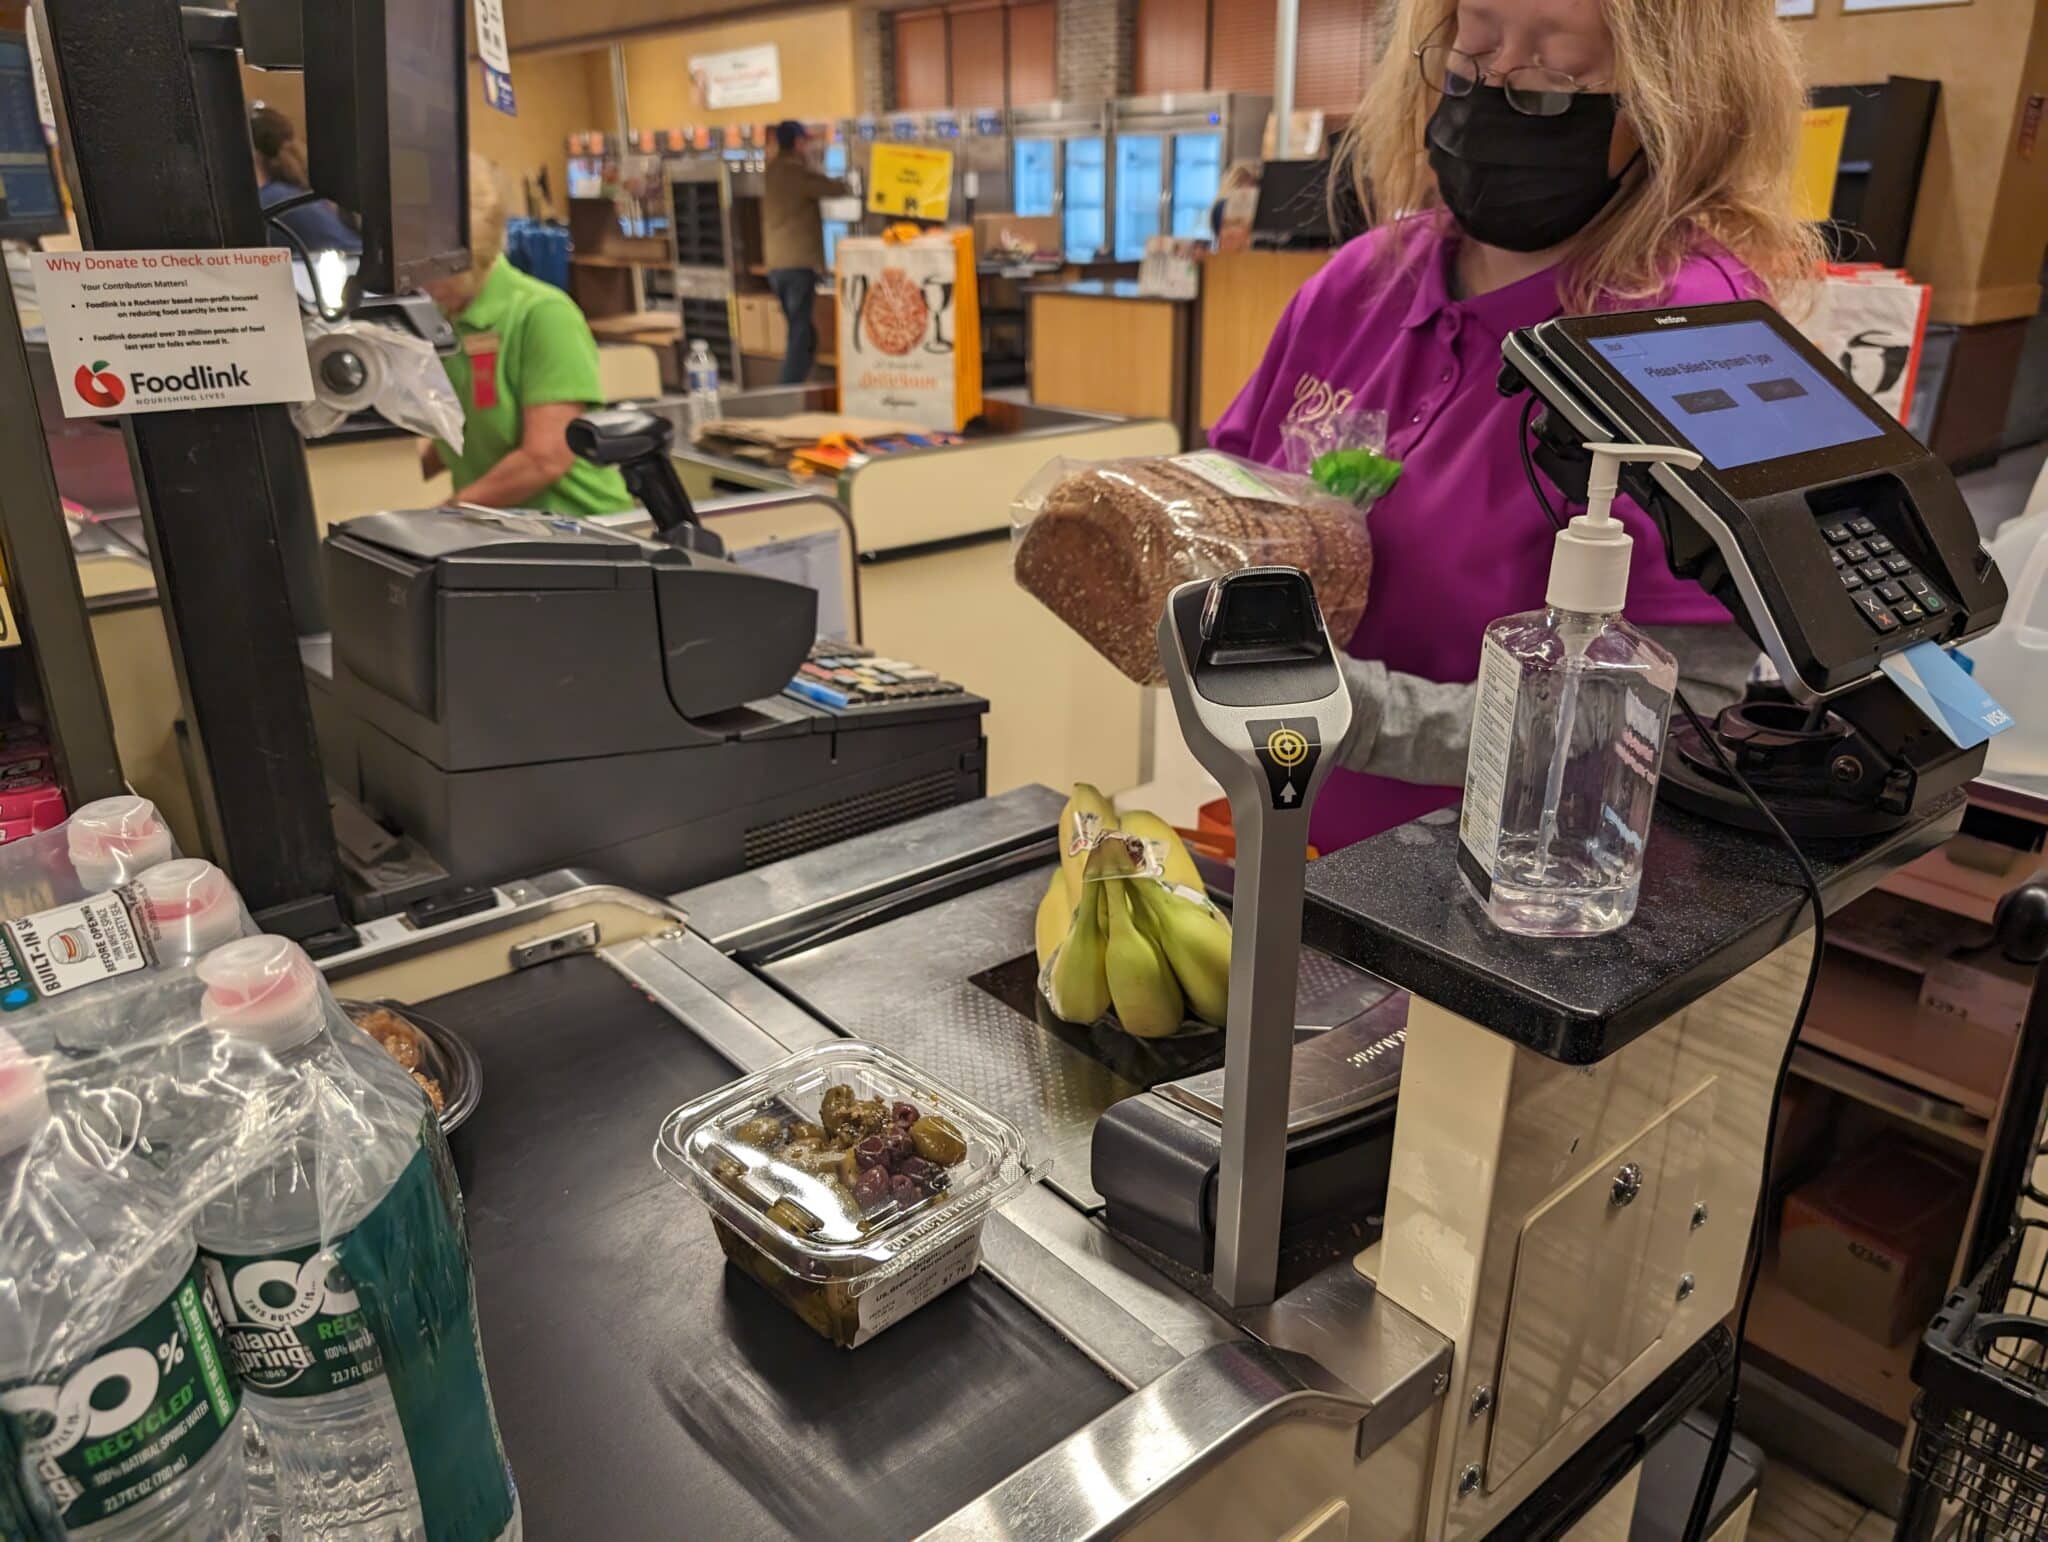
[1794,105,1850,223]
[867,144,954,223]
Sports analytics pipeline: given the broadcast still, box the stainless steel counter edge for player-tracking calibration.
[318,870,685,980]
[920,1331,1446,1542]
[675,784,1068,953]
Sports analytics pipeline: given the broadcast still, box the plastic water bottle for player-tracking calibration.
[0,794,178,921]
[0,1033,256,1540]
[685,338,722,439]
[192,939,519,1542]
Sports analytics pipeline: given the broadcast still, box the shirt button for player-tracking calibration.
[1440,369,1453,383]
[1411,411,1423,424]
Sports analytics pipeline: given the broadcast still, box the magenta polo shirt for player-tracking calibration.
[1209,216,1758,852]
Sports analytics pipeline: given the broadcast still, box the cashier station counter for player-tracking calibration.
[311,303,2011,1538]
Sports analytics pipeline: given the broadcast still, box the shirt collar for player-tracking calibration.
[456,256,516,331]
[1398,219,1566,337]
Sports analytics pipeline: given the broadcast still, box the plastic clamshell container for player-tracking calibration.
[655,1042,1038,1347]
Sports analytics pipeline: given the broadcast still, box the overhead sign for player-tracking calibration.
[473,0,516,116]
[30,247,313,419]
[867,144,954,222]
[690,44,781,110]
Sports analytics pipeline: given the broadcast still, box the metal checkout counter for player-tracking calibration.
[308,299,2013,1539]
[13,16,2023,1524]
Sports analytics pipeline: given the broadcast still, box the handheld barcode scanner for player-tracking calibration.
[1158,567,1353,1307]
[1499,300,2008,836]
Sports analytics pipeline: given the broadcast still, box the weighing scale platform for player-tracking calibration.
[761,861,1391,1211]
[430,954,1123,1541]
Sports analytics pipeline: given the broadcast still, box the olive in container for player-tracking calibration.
[654,1042,1039,1347]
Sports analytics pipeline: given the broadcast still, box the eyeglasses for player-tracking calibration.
[1414,18,1603,117]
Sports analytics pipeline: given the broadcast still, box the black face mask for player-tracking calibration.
[1426,85,1626,253]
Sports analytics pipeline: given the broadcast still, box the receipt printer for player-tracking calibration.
[1501,300,2008,833]
[313,507,986,907]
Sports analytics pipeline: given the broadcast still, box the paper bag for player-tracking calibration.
[835,229,983,431]
[1798,267,1932,425]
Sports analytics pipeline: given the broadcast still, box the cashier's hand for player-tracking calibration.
[447,402,585,510]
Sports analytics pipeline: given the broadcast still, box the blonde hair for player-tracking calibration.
[468,154,508,282]
[1341,0,1823,311]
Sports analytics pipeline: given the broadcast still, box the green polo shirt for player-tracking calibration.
[435,257,634,517]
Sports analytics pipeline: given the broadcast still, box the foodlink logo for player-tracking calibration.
[72,360,124,408]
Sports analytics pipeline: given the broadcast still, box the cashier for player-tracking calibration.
[420,158,635,517]
[1211,0,1815,852]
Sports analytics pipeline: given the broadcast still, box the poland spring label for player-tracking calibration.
[201,1241,385,1399]
[0,1261,239,1529]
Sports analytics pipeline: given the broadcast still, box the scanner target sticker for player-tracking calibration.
[1248,719,1322,811]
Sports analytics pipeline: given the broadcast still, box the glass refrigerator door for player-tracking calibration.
[1170,132,1224,241]
[1063,137,1107,262]
[1014,139,1056,217]
[1115,134,1164,262]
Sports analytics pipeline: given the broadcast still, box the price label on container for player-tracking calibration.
[473,0,516,116]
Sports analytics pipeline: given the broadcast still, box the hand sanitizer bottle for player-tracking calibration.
[1458,442,1701,937]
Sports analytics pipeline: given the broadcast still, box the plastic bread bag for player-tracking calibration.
[1277,402,1403,506]
[0,939,521,1540]
[1012,449,1384,685]
[294,317,466,451]
[0,795,180,921]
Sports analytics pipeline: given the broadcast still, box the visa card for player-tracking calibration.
[1880,641,2017,749]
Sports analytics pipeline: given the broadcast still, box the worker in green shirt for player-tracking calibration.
[421,159,634,517]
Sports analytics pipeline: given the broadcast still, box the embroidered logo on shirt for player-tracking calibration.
[1289,373,1356,427]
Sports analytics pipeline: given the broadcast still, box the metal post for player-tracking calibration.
[0,260,126,804]
[1211,799,1311,1307]
[37,0,347,941]
[1273,0,1300,157]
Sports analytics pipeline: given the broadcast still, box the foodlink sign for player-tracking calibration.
[30,247,315,418]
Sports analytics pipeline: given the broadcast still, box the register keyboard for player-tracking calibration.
[788,641,968,710]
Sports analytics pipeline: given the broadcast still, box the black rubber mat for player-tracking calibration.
[428,953,1122,1541]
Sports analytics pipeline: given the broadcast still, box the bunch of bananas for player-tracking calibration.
[1036,785,1233,1038]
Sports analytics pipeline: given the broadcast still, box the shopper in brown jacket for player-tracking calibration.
[762,120,849,384]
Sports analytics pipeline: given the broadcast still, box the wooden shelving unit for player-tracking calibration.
[1751,782,2047,1497]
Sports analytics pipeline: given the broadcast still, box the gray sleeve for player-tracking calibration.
[1334,623,1760,787]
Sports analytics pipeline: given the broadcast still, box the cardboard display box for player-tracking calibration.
[1780,1139,1973,1346]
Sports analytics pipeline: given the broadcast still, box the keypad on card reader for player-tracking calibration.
[1829,543,1949,634]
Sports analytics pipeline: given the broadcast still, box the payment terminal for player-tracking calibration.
[1500,300,2009,834]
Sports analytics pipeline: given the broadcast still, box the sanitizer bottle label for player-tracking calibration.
[1459,634,1520,899]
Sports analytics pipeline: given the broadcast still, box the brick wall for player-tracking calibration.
[856,6,891,114]
[1058,0,1135,100]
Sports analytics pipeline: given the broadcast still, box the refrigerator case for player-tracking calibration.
[1109,93,1271,262]
[1010,101,1113,263]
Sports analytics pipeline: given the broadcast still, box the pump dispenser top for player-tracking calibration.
[1546,442,1703,615]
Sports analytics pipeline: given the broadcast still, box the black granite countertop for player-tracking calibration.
[1300,796,1965,1065]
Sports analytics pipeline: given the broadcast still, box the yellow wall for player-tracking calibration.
[621,5,858,131]
[1792,0,2047,326]
[468,49,609,218]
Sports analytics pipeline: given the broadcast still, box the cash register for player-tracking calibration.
[307,412,988,915]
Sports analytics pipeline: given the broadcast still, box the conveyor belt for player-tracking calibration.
[427,954,1123,1541]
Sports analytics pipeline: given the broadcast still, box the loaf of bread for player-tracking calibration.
[1013,453,1373,685]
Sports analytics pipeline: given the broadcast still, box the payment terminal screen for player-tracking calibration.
[1589,319,1884,469]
